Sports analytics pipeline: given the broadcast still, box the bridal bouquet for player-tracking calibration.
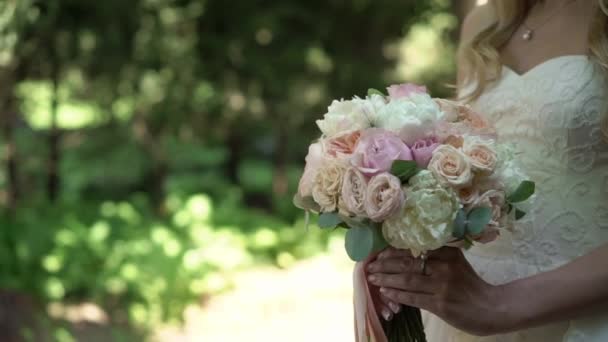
[293,83,535,342]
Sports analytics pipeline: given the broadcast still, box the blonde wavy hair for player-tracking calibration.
[459,0,608,101]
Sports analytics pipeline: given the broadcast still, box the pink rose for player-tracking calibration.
[411,137,440,168]
[351,128,413,176]
[298,142,326,197]
[386,83,427,100]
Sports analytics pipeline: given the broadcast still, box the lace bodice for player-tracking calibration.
[463,55,608,284]
[423,56,608,342]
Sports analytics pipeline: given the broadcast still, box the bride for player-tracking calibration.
[366,0,608,340]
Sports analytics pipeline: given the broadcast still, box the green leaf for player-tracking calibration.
[345,226,375,262]
[452,209,467,239]
[466,207,492,235]
[368,88,384,97]
[390,160,420,183]
[293,194,321,212]
[507,180,536,203]
[317,212,342,229]
[515,208,527,220]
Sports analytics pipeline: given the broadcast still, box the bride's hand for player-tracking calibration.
[366,247,514,336]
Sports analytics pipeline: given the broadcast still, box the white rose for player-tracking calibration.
[428,145,473,188]
[311,161,347,212]
[463,136,498,173]
[375,93,443,145]
[382,170,460,256]
[316,99,372,137]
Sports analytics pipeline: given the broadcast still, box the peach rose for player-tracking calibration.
[428,145,473,188]
[463,137,498,173]
[365,173,404,222]
[324,131,361,159]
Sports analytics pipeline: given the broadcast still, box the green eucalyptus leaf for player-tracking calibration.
[371,224,389,253]
[515,208,527,220]
[368,88,384,97]
[345,226,375,262]
[452,209,467,239]
[507,180,536,203]
[317,212,342,229]
[390,160,420,182]
[466,207,492,235]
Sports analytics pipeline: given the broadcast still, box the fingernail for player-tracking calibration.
[367,275,377,283]
[367,263,376,272]
[379,287,387,294]
[382,308,393,321]
[389,302,401,314]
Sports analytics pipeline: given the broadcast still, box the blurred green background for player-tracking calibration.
[0,0,476,341]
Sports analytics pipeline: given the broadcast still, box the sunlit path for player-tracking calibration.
[155,253,355,342]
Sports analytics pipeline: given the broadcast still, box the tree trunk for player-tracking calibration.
[47,59,60,202]
[1,97,19,212]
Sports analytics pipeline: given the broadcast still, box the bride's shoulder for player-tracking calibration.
[460,4,497,43]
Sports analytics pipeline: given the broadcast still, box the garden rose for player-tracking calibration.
[351,128,413,176]
[311,161,347,212]
[428,145,473,188]
[411,137,440,168]
[463,136,498,173]
[365,173,404,222]
[469,189,506,229]
[316,99,372,137]
[298,142,326,197]
[458,186,480,205]
[382,170,460,256]
[340,167,368,217]
[387,83,427,100]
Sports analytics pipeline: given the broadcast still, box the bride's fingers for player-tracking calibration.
[367,257,414,274]
[381,294,402,314]
[380,287,436,313]
[368,273,438,294]
[376,247,412,260]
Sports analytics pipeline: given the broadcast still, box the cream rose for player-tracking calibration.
[428,145,473,188]
[316,99,372,137]
[458,186,479,205]
[365,173,404,222]
[340,167,368,217]
[382,170,460,256]
[463,137,498,173]
[311,161,347,212]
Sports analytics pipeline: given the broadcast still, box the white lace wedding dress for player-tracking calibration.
[423,55,608,342]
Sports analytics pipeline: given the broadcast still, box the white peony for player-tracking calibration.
[316,98,374,137]
[375,93,444,145]
[382,170,460,256]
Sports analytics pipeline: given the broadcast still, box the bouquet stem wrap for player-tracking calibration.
[354,257,426,342]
